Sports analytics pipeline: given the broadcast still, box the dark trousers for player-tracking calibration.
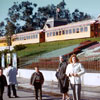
[7,84,17,97]
[34,82,42,100]
[70,84,81,100]
[0,87,4,100]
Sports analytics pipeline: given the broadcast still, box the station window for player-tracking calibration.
[84,27,88,32]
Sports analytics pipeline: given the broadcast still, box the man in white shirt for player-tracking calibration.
[5,64,18,98]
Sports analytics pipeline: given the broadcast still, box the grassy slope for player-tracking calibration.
[16,37,100,58]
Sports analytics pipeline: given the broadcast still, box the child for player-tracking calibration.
[30,66,44,100]
[0,67,7,100]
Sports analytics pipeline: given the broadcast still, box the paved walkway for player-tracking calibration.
[17,77,100,100]
[3,88,62,100]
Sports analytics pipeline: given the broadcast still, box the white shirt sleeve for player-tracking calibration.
[77,63,85,76]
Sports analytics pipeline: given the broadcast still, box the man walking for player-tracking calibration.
[30,66,44,100]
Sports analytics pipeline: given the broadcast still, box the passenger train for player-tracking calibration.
[0,18,100,47]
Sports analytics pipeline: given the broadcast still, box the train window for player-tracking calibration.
[56,32,58,35]
[23,37,25,40]
[20,37,22,40]
[22,37,24,40]
[53,32,55,36]
[62,30,65,34]
[30,35,33,39]
[19,37,21,40]
[66,30,68,34]
[80,27,83,32]
[84,27,88,32]
[76,28,79,33]
[16,38,18,41]
[26,36,28,39]
[59,31,61,35]
[35,35,36,38]
[18,37,20,40]
[69,29,72,34]
[50,32,52,36]
[47,33,49,37]
[33,35,35,38]
[28,36,30,39]
[36,34,38,38]
[73,29,75,33]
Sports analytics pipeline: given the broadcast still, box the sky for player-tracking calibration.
[0,0,100,22]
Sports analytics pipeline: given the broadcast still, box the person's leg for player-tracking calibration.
[35,87,38,100]
[39,88,42,100]
[65,92,70,100]
[62,93,65,100]
[75,84,81,100]
[7,85,11,98]
[70,84,76,100]
[12,84,17,97]
[0,87,4,100]
[62,93,70,100]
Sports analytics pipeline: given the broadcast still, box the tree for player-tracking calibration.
[5,20,16,46]
[37,0,71,24]
[0,21,5,36]
[2,0,92,35]
[72,9,92,22]
[7,1,37,32]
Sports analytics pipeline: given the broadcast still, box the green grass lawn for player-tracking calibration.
[16,37,100,58]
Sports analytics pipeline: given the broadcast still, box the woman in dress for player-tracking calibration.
[56,56,70,100]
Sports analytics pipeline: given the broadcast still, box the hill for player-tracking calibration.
[17,37,100,68]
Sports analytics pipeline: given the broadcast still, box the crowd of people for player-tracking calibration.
[0,54,85,100]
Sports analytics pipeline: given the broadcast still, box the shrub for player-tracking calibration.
[14,44,26,51]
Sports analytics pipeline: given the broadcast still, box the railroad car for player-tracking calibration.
[0,18,100,47]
